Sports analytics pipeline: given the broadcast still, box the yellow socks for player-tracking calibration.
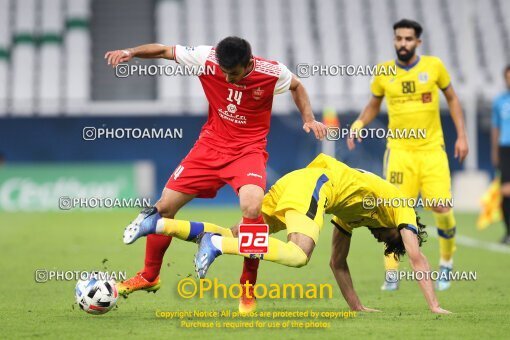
[156,218,233,241]
[220,237,309,268]
[384,254,400,271]
[434,210,456,265]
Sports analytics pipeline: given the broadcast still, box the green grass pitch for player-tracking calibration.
[1,208,509,339]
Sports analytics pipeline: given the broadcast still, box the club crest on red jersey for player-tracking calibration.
[252,87,265,100]
[227,104,237,113]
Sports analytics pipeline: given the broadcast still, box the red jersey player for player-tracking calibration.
[105,37,327,312]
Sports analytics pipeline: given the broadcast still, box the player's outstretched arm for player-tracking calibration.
[289,75,327,140]
[443,85,469,162]
[400,228,451,314]
[104,44,175,68]
[330,227,380,312]
[347,95,383,150]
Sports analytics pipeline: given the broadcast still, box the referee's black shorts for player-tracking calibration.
[500,146,510,183]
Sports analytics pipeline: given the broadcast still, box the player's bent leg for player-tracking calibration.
[284,210,318,259]
[122,189,196,244]
[155,188,197,218]
[195,209,318,278]
[118,189,195,296]
[433,207,457,261]
[432,206,456,291]
[421,148,455,290]
[259,236,312,267]
[238,184,265,312]
[144,188,196,279]
[239,184,264,219]
[195,233,312,279]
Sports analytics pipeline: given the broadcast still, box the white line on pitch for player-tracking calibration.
[428,227,510,254]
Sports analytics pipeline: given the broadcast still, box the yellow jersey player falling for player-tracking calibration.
[123,153,450,314]
[348,19,469,291]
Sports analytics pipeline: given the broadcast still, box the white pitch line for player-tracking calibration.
[428,226,510,254]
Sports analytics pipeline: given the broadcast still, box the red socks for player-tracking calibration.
[240,257,260,287]
[142,234,172,281]
[239,216,263,287]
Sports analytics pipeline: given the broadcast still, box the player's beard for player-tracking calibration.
[396,47,416,63]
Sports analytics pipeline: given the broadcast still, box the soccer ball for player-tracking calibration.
[75,273,118,315]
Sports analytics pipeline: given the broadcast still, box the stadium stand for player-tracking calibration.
[0,0,9,116]
[0,0,508,114]
[38,0,63,115]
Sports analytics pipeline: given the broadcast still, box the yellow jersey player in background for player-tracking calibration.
[186,154,447,314]
[347,19,469,291]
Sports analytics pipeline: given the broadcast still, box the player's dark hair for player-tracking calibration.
[384,233,407,261]
[384,213,428,261]
[215,36,252,69]
[393,19,423,38]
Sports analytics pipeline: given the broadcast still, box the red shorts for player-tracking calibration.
[166,142,268,198]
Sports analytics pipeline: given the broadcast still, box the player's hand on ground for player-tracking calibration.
[105,49,133,68]
[360,306,381,312]
[352,305,381,312]
[303,120,327,140]
[454,135,469,162]
[430,306,452,314]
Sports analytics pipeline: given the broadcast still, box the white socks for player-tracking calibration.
[210,235,223,253]
[439,259,453,268]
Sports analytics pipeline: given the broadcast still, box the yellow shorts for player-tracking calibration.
[261,169,329,244]
[383,147,452,206]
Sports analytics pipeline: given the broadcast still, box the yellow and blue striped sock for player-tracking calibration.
[156,218,233,241]
[434,210,456,266]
